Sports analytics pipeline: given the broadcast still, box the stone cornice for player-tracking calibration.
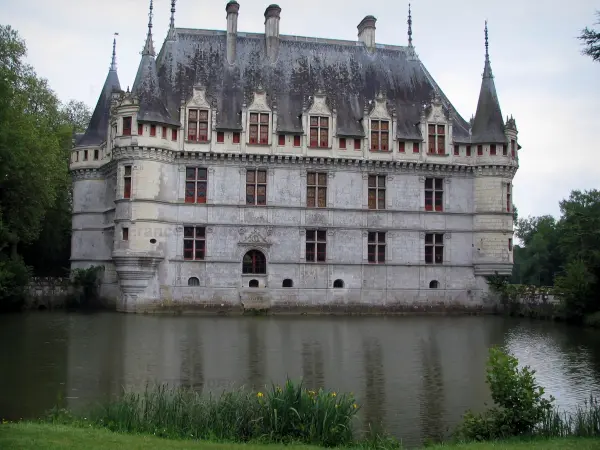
[71,168,105,181]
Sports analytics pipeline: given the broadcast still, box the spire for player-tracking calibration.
[167,0,177,41]
[110,33,118,71]
[142,0,155,56]
[407,3,413,47]
[471,21,506,144]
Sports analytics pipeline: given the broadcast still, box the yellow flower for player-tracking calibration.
[257,392,264,398]
[275,386,282,393]
[331,392,337,397]
[353,403,358,409]
[335,404,339,408]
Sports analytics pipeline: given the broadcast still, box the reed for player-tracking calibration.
[537,395,600,438]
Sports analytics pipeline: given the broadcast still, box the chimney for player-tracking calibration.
[226,0,240,64]
[357,15,376,51]
[264,4,281,63]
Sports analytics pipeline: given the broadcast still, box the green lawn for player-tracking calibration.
[1,423,600,450]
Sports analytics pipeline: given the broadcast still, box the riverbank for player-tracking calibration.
[1,423,599,449]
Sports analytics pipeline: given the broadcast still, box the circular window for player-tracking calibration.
[150,239,157,244]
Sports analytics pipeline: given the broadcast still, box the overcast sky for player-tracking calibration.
[4,0,598,219]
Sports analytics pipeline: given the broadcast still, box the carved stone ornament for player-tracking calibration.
[299,229,306,235]
[189,86,211,109]
[419,176,426,182]
[238,229,271,247]
[327,230,335,236]
[178,165,186,172]
[444,177,452,184]
[307,93,332,116]
[445,233,452,240]
[247,90,271,112]
[362,173,369,180]
[207,227,214,233]
[419,232,426,239]
[369,93,391,120]
[239,227,246,234]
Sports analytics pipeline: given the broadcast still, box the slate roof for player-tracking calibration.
[470,57,506,144]
[155,29,473,141]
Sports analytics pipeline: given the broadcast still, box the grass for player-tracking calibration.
[2,423,600,450]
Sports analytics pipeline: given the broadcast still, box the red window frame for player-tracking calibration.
[307,172,327,208]
[466,145,471,156]
[233,132,240,144]
[278,134,285,146]
[185,167,208,204]
[187,109,209,142]
[339,138,346,149]
[368,232,386,264]
[354,138,361,150]
[123,165,132,199]
[425,233,444,264]
[309,116,329,148]
[399,141,405,153]
[413,142,420,153]
[172,129,177,141]
[249,112,269,145]
[506,183,512,212]
[150,125,156,137]
[138,123,143,136]
[123,117,132,136]
[428,124,446,154]
[217,132,225,143]
[368,175,386,210]
[246,169,267,206]
[454,144,459,156]
[511,139,516,158]
[490,144,496,155]
[183,226,206,261]
[425,178,444,212]
[242,250,266,274]
[477,145,483,156]
[293,135,301,147]
[371,120,390,151]
[306,229,327,262]
[162,126,167,139]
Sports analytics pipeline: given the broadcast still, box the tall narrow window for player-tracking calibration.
[413,142,420,153]
[368,175,386,210]
[466,145,472,156]
[399,141,405,153]
[74,151,79,162]
[123,165,132,199]
[477,145,483,156]
[428,124,446,154]
[511,139,516,158]
[508,238,513,252]
[161,126,166,139]
[368,232,386,264]
[506,183,512,212]
[83,150,88,161]
[371,120,390,151]
[354,138,361,150]
[123,117,132,136]
[307,172,327,208]
[502,144,507,156]
[306,229,327,262]
[187,109,209,142]
[246,169,267,205]
[217,132,224,143]
[93,149,99,160]
[278,134,285,146]
[425,178,444,212]
[185,167,208,204]
[339,138,346,149]
[122,227,129,241]
[454,144,459,156]
[249,112,269,144]
[425,233,444,264]
[293,135,301,147]
[183,226,205,260]
[490,144,496,155]
[309,116,329,148]
[150,125,156,137]
[233,132,240,144]
[138,123,143,135]
[172,129,177,141]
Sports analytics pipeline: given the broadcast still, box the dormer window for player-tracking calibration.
[309,116,329,148]
[371,120,390,151]
[188,109,209,142]
[428,124,445,155]
[123,116,132,136]
[249,113,269,144]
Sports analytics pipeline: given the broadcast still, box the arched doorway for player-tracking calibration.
[242,250,266,275]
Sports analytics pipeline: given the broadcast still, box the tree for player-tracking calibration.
[61,99,91,134]
[579,11,600,62]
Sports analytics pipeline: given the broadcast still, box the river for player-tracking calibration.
[1,313,600,447]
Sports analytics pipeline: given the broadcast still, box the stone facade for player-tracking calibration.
[70,2,519,313]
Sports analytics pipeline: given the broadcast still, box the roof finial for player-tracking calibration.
[142,0,155,56]
[407,3,413,47]
[110,33,118,71]
[484,20,489,61]
[167,0,177,41]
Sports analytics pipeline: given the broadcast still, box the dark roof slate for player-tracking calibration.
[470,59,506,144]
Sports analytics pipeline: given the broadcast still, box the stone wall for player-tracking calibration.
[26,277,71,309]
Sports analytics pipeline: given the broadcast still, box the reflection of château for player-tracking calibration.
[70,1,519,312]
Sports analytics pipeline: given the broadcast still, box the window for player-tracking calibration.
[162,126,167,139]
[150,125,156,137]
[83,150,88,161]
[368,232,386,264]
[511,139,516,158]
[183,226,205,260]
[503,144,507,156]
[246,169,267,206]
[506,183,512,212]
[307,172,327,208]
[249,279,259,288]
[187,109,209,142]
[428,124,446,154]
[188,277,200,286]
[429,280,439,289]
[454,144,459,156]
[138,123,143,135]
[333,279,344,288]
[399,141,405,153]
[122,227,129,241]
[123,116,132,136]
[306,229,327,262]
[249,112,269,144]
[309,116,329,147]
[172,129,177,141]
[477,145,483,156]
[425,233,444,264]
[282,279,293,288]
[93,149,99,160]
[354,138,361,150]
[185,167,208,204]
[217,132,224,143]
[466,145,471,156]
[243,250,266,274]
[294,135,301,147]
[371,120,390,151]
[277,135,285,146]
[425,178,444,212]
[123,165,132,199]
[413,142,420,153]
[74,151,79,162]
[233,132,240,144]
[508,238,513,252]
[339,138,346,149]
[368,175,386,210]
[490,144,496,155]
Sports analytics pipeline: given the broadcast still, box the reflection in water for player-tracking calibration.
[1,313,600,448]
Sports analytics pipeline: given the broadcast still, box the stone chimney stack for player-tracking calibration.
[264,4,281,63]
[357,15,377,51]
[226,0,240,64]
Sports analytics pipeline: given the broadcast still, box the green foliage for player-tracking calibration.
[538,395,600,438]
[0,254,31,311]
[69,266,103,307]
[455,347,554,441]
[555,260,596,320]
[579,11,600,62]
[583,312,600,328]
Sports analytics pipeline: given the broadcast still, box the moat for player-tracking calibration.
[2,313,600,447]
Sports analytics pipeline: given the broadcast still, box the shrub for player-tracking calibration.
[0,255,31,312]
[69,266,103,308]
[455,347,554,441]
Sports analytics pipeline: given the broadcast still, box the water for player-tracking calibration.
[2,313,600,447]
